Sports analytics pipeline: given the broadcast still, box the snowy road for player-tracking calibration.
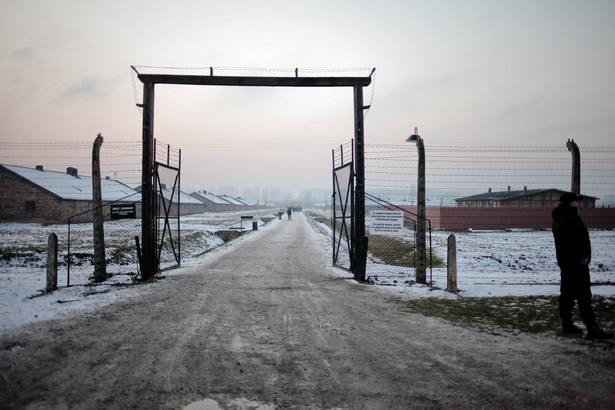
[1,213,614,409]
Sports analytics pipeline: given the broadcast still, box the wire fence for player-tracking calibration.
[365,142,615,207]
[364,194,438,286]
[66,195,142,286]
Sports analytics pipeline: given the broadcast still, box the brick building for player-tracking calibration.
[455,187,597,209]
[0,164,140,223]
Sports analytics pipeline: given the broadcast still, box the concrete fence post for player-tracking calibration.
[92,134,107,282]
[447,234,458,293]
[46,232,58,292]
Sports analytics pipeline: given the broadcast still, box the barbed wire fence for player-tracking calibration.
[66,194,142,286]
[364,193,440,286]
[0,140,143,190]
[365,142,615,207]
[1,137,613,289]
[363,141,615,287]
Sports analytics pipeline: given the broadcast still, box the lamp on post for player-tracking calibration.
[406,127,427,284]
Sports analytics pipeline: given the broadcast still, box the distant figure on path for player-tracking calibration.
[287,208,292,220]
[552,192,613,339]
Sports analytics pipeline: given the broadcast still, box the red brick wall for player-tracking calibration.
[398,205,615,231]
[0,167,87,223]
[0,167,142,223]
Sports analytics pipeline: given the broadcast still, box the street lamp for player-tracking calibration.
[406,127,427,284]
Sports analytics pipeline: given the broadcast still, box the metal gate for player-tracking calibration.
[154,141,181,271]
[332,142,354,271]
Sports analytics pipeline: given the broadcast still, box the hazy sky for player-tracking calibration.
[1,0,614,196]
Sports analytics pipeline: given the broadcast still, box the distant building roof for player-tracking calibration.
[455,188,551,203]
[219,195,244,205]
[199,192,232,205]
[2,164,139,202]
[236,198,258,206]
[158,187,203,204]
[455,188,598,203]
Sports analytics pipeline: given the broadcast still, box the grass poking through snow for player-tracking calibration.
[402,295,615,339]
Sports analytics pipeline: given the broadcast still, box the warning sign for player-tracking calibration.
[110,204,136,220]
[370,210,404,235]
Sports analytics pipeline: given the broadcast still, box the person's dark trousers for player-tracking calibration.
[559,264,596,327]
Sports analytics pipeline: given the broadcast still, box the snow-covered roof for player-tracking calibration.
[219,195,244,205]
[192,192,232,205]
[237,198,258,206]
[2,164,139,202]
[158,187,203,204]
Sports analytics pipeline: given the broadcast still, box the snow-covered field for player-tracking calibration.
[1,210,614,333]
[419,228,614,297]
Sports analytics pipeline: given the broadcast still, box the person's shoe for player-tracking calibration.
[586,327,614,340]
[562,324,583,334]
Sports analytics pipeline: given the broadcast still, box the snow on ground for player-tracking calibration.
[1,210,614,333]
[385,229,615,299]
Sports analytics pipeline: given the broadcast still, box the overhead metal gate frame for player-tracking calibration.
[133,66,373,280]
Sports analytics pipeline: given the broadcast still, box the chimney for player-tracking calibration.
[488,188,492,193]
[524,185,527,191]
[508,185,511,192]
[36,165,44,171]
[66,167,78,177]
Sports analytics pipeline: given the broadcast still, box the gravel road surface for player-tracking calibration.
[1,212,614,409]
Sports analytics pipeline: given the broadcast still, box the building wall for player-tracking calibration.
[499,191,595,209]
[399,205,615,230]
[456,190,596,209]
[498,191,561,208]
[0,167,88,223]
[161,200,207,216]
[1,167,143,223]
[189,193,236,212]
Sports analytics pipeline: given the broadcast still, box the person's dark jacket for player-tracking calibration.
[552,204,591,267]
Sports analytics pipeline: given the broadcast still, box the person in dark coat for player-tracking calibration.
[552,192,613,339]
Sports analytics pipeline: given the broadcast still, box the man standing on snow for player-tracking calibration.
[552,192,613,339]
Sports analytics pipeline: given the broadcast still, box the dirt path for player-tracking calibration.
[1,213,614,409]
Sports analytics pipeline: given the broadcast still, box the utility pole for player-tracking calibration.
[566,139,581,195]
[92,133,107,282]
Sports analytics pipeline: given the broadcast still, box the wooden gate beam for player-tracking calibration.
[137,74,371,88]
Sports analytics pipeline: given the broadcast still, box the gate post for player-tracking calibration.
[141,81,156,279]
[353,85,367,281]
[447,234,458,293]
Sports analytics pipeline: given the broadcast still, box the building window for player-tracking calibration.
[25,200,35,213]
